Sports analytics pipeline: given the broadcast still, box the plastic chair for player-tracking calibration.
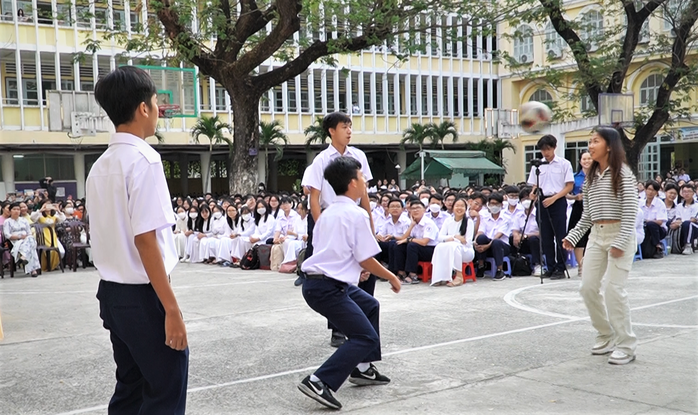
[484,257,512,278]
[33,224,65,274]
[66,221,91,272]
[0,233,16,279]
[461,261,476,283]
[633,244,643,262]
[565,250,578,268]
[417,261,432,283]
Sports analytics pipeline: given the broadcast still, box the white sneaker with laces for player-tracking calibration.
[608,350,636,365]
[682,245,693,255]
[591,339,615,355]
[533,265,542,276]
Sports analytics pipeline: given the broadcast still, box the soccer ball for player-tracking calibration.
[519,101,553,133]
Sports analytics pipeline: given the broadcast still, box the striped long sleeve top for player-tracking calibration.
[566,163,638,251]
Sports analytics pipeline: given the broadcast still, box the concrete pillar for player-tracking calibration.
[74,153,86,198]
[178,156,188,197]
[257,152,266,188]
[397,150,407,190]
[269,157,278,191]
[1,153,15,197]
[200,152,211,194]
[556,133,566,158]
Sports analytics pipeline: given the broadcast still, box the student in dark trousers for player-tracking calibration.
[86,66,188,414]
[298,157,401,410]
[527,135,574,279]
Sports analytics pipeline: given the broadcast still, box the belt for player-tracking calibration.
[306,274,333,280]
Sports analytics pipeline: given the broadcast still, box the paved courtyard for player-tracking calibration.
[1,253,696,415]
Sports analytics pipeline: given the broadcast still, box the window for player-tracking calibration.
[14,154,75,182]
[431,80,439,116]
[530,89,553,107]
[565,141,588,171]
[273,87,283,112]
[472,79,480,117]
[580,93,593,113]
[375,75,384,115]
[363,75,372,114]
[580,10,604,51]
[114,10,141,32]
[300,75,310,113]
[5,78,39,105]
[214,86,227,111]
[260,90,270,112]
[81,82,94,92]
[462,78,469,116]
[544,21,564,59]
[524,145,543,176]
[444,78,451,116]
[387,76,396,115]
[421,76,428,116]
[410,75,418,115]
[663,0,682,31]
[287,81,297,112]
[513,25,533,63]
[492,80,499,109]
[314,72,323,113]
[640,74,662,105]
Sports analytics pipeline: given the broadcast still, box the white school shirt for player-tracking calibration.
[301,196,381,285]
[252,215,276,240]
[301,145,373,209]
[378,215,411,238]
[527,156,574,196]
[409,215,439,246]
[211,216,228,236]
[292,215,308,239]
[275,210,300,235]
[479,213,511,245]
[675,201,698,222]
[373,210,391,234]
[640,197,668,229]
[512,208,539,236]
[501,204,524,222]
[437,216,474,248]
[86,132,178,284]
[427,210,450,230]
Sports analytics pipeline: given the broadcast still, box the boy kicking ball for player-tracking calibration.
[298,157,402,410]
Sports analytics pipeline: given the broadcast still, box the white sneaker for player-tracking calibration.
[682,245,693,255]
[533,265,542,276]
[608,350,635,365]
[591,339,615,355]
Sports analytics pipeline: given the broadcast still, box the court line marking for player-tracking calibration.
[52,294,698,415]
[503,284,698,329]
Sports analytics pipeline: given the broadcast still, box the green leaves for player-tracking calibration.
[259,120,290,161]
[304,116,329,149]
[401,121,458,150]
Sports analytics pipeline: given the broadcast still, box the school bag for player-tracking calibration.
[510,254,532,276]
[240,246,260,270]
[279,260,298,274]
[256,244,273,270]
[270,245,284,271]
[296,248,307,277]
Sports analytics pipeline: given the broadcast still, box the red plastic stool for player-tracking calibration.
[417,261,432,283]
[461,261,476,283]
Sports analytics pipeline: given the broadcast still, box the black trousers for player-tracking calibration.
[97,280,188,415]
[539,196,567,272]
[475,234,511,267]
[510,235,541,265]
[641,222,667,257]
[389,242,435,274]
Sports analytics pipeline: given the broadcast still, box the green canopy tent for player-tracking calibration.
[400,150,505,185]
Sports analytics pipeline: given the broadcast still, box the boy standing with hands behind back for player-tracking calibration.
[87,66,188,414]
[298,157,401,410]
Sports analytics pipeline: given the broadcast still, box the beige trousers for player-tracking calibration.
[580,223,637,355]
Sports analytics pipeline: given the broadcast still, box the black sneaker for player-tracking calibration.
[543,269,554,278]
[330,331,346,348]
[493,270,506,281]
[294,275,305,286]
[550,270,566,280]
[348,364,391,386]
[476,266,485,279]
[298,375,342,410]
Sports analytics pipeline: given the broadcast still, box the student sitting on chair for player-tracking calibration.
[388,199,439,285]
[474,193,512,281]
[375,198,411,266]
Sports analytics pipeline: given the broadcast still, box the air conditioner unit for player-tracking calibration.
[669,28,677,37]
[546,48,562,59]
[519,54,529,63]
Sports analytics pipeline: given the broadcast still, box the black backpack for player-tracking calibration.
[510,254,532,276]
[240,246,260,270]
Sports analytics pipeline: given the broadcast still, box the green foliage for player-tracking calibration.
[304,116,330,148]
[191,115,233,149]
[259,120,290,162]
[401,122,458,150]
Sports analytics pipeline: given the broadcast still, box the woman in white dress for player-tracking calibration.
[282,201,309,264]
[232,201,275,261]
[180,207,198,262]
[215,204,240,264]
[173,207,189,260]
[3,203,40,276]
[230,206,257,264]
[200,205,226,263]
[186,205,213,263]
[430,197,475,287]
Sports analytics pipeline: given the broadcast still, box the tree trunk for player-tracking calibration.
[229,88,263,195]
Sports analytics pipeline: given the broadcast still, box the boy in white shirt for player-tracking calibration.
[375,198,411,265]
[674,184,698,254]
[427,194,450,230]
[86,66,188,414]
[474,193,512,281]
[389,199,439,285]
[298,157,401,410]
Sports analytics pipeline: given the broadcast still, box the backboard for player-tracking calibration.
[598,93,634,127]
[132,65,199,118]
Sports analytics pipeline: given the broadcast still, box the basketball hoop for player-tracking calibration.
[598,93,634,128]
[159,104,181,118]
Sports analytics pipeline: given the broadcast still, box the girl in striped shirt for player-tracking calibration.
[563,127,638,366]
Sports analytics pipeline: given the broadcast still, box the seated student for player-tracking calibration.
[215,204,240,264]
[501,185,524,222]
[230,206,257,264]
[272,196,300,245]
[180,207,198,262]
[389,199,439,285]
[467,191,488,234]
[232,200,275,262]
[426,193,450,230]
[672,184,698,255]
[418,190,432,207]
[474,193,511,281]
[201,205,226,263]
[430,197,475,286]
[373,194,391,233]
[3,202,41,277]
[375,198,411,265]
[443,192,457,216]
[281,201,309,264]
[636,207,645,248]
[510,188,542,276]
[186,205,213,263]
[173,206,189,260]
[640,180,668,259]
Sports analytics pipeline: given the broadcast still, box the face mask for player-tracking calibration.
[213,212,223,219]
[242,213,252,221]
[65,207,74,215]
[369,201,377,210]
[507,198,519,207]
[189,213,198,219]
[177,212,187,220]
[420,198,429,207]
[257,208,266,215]
[522,200,532,210]
[429,204,441,213]
[488,205,502,215]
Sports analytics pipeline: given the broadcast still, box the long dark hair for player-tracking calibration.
[187,206,199,230]
[453,197,469,236]
[577,150,590,173]
[254,200,270,226]
[239,206,251,231]
[196,205,212,232]
[587,128,627,196]
[226,205,239,230]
